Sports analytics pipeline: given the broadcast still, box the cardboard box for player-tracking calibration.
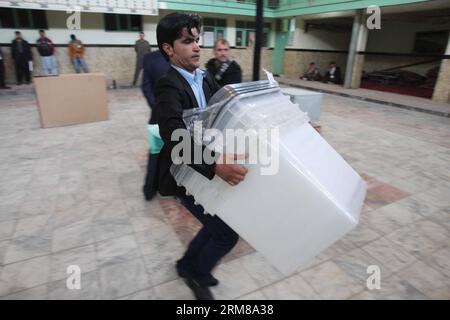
[34,73,109,128]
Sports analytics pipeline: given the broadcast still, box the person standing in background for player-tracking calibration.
[133,31,151,86]
[11,31,32,84]
[68,34,88,73]
[36,30,58,75]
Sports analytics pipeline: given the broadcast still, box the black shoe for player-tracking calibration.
[176,260,219,287]
[142,186,155,201]
[177,267,219,287]
[184,276,215,300]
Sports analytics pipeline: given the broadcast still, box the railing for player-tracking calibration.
[161,0,365,10]
[161,0,285,9]
[161,0,428,17]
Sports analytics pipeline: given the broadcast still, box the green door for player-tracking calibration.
[272,19,289,76]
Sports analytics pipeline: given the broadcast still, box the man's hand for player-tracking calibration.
[214,154,248,186]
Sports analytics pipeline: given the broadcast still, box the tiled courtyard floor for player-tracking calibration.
[0,87,449,300]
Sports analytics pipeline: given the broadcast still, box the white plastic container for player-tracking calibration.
[172,81,367,275]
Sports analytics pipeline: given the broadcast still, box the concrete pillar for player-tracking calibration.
[350,20,369,88]
[344,10,363,89]
[432,34,450,103]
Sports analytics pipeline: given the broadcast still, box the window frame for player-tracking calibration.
[235,21,271,48]
[0,8,47,29]
[104,13,142,32]
[202,18,227,47]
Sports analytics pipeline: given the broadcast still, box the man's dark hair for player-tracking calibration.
[70,34,76,40]
[156,12,202,61]
[15,31,21,35]
[330,61,336,65]
[39,29,45,33]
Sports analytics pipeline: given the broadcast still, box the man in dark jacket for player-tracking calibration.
[141,50,170,201]
[11,31,32,84]
[205,39,242,87]
[155,13,247,300]
[323,61,342,84]
[133,32,151,86]
[142,50,170,119]
[36,30,58,75]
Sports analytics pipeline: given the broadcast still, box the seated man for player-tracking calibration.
[301,62,321,81]
[323,61,342,84]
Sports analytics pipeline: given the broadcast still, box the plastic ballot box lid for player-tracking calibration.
[171,81,367,275]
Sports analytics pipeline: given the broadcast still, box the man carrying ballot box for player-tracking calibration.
[154,12,248,300]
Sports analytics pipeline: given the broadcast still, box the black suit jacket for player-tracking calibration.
[11,39,33,62]
[141,50,170,124]
[325,66,342,83]
[205,58,242,87]
[155,66,221,197]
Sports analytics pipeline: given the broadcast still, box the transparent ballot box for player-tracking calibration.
[171,81,367,275]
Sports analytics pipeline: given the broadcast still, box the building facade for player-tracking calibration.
[0,0,449,102]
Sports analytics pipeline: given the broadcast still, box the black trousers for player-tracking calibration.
[143,153,159,199]
[323,76,341,84]
[14,59,30,84]
[177,195,239,277]
[143,111,161,199]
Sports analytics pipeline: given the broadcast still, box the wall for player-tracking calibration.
[0,9,274,83]
[432,34,450,103]
[281,17,350,78]
[432,58,450,102]
[0,46,137,84]
[366,20,450,54]
[281,16,450,79]
[0,45,272,84]
[283,50,348,79]
[362,55,441,74]
[0,11,157,45]
[287,17,351,50]
[0,10,276,47]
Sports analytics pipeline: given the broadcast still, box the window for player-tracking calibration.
[104,13,142,31]
[0,8,47,29]
[413,31,449,55]
[202,18,227,47]
[267,0,280,9]
[236,21,271,47]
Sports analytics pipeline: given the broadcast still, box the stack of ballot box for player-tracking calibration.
[171,81,367,275]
